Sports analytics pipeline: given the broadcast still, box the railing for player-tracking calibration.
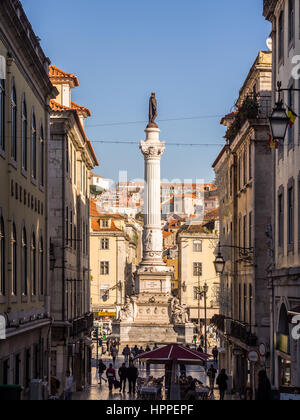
[230,320,258,347]
[70,313,94,338]
[211,314,225,332]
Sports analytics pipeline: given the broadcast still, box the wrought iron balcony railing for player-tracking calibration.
[70,313,94,338]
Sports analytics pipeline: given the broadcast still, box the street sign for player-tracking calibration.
[247,350,260,363]
[259,343,267,357]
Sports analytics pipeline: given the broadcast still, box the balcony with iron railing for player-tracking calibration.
[225,94,272,143]
[70,313,94,338]
[230,320,258,347]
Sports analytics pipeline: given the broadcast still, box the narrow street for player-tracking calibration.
[74,353,209,401]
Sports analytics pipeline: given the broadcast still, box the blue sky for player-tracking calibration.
[22,0,270,184]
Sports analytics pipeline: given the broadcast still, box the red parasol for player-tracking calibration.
[134,344,211,365]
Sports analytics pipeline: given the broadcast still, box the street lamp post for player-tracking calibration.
[195,282,209,354]
[203,283,209,354]
[268,100,290,142]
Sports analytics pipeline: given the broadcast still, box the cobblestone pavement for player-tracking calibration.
[73,354,210,401]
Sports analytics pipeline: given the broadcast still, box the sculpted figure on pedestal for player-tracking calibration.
[170,297,190,324]
[119,296,138,323]
[148,92,158,127]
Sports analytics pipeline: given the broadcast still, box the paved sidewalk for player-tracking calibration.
[74,355,209,401]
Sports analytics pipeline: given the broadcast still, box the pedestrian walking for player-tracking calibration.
[207,364,217,391]
[118,363,128,393]
[127,362,139,395]
[64,371,74,401]
[200,334,204,348]
[111,346,118,366]
[216,369,228,401]
[197,345,204,353]
[256,370,272,401]
[122,345,131,364]
[138,347,145,366]
[106,364,116,392]
[50,377,60,399]
[212,346,219,363]
[98,359,107,385]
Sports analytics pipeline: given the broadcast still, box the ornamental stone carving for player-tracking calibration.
[170,297,190,324]
[140,141,165,159]
[119,296,138,323]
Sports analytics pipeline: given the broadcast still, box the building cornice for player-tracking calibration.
[0,0,54,98]
[263,0,278,20]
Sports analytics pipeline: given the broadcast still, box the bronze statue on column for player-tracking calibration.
[148,92,158,128]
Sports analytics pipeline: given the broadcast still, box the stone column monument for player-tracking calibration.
[112,94,194,344]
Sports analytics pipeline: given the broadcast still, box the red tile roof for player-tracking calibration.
[71,101,91,117]
[203,207,219,221]
[91,219,122,232]
[49,65,79,87]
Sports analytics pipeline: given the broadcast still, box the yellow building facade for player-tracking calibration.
[178,223,220,324]
[90,202,141,321]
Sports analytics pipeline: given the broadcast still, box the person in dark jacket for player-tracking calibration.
[118,363,127,393]
[256,370,272,401]
[216,369,228,400]
[127,362,139,395]
[197,345,204,353]
[98,359,107,385]
[106,364,116,392]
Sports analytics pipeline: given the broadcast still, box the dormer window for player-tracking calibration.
[102,219,109,228]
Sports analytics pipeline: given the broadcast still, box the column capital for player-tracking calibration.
[140,141,165,159]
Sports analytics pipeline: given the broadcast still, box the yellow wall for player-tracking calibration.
[0,39,49,313]
[179,233,220,320]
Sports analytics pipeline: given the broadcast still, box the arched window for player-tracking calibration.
[40,125,44,187]
[22,228,27,295]
[0,217,5,295]
[21,98,27,171]
[31,113,36,179]
[0,79,5,151]
[31,232,36,296]
[12,223,17,296]
[11,86,17,161]
[39,237,44,296]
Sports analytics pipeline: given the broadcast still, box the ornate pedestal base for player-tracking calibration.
[174,323,195,345]
[112,322,178,345]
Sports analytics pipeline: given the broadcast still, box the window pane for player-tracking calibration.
[0,218,5,295]
[31,114,37,179]
[40,127,44,186]
[22,99,27,170]
[11,87,17,161]
[0,80,5,151]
